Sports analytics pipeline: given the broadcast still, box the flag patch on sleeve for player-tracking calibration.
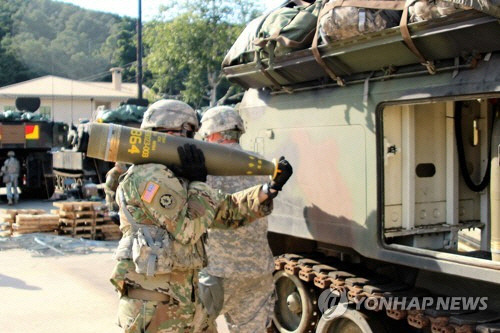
[141,182,160,203]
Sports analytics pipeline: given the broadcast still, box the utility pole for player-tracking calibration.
[136,0,143,100]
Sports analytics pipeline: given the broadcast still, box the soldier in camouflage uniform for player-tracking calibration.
[1,151,20,205]
[110,99,293,333]
[104,162,128,212]
[199,106,275,333]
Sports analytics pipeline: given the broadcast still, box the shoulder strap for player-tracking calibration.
[119,188,141,230]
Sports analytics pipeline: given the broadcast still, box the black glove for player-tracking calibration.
[175,143,207,182]
[270,156,293,191]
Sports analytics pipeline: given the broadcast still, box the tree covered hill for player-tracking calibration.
[0,0,137,86]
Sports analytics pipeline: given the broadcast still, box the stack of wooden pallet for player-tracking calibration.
[0,209,18,237]
[1,209,59,236]
[52,201,121,240]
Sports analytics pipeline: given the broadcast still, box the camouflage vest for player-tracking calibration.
[114,165,206,275]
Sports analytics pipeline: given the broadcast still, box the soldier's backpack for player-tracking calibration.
[312,0,406,85]
[319,0,403,43]
[408,0,463,22]
[254,0,324,59]
[222,15,266,68]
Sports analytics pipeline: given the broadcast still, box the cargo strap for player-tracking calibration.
[400,1,436,74]
[312,0,406,86]
[254,25,318,50]
[127,287,174,303]
[256,51,293,93]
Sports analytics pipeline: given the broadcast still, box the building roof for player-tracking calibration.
[0,75,144,100]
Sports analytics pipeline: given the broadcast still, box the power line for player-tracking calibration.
[78,61,137,81]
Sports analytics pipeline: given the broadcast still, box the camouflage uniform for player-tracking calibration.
[200,107,275,333]
[110,163,272,333]
[2,151,20,204]
[204,145,275,333]
[104,163,127,212]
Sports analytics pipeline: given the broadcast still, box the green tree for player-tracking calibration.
[144,0,263,107]
[101,18,138,83]
[0,0,138,85]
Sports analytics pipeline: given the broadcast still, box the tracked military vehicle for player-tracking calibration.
[224,1,500,331]
[0,97,67,199]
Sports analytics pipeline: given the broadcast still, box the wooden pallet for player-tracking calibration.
[59,218,106,226]
[11,214,59,235]
[97,222,122,241]
[60,225,95,232]
[0,209,46,216]
[53,201,106,212]
[0,214,15,223]
[52,201,111,240]
[51,209,106,219]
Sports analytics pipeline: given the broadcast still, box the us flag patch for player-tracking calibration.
[141,182,160,203]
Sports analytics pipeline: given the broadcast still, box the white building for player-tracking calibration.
[0,68,146,125]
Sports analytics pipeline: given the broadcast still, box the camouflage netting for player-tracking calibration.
[0,110,50,121]
[97,104,148,124]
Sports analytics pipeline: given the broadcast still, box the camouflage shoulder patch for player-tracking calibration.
[159,194,176,209]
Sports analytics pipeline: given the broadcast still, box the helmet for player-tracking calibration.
[7,151,15,157]
[199,106,245,139]
[140,99,199,131]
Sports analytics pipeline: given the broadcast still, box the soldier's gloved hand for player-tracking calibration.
[271,156,293,191]
[176,143,207,182]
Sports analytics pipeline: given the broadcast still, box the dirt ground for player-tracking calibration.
[0,199,228,333]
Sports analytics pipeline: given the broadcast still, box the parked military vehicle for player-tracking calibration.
[224,2,500,332]
[52,101,147,197]
[0,97,68,199]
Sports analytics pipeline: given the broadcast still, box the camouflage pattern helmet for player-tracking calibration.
[7,151,15,157]
[199,106,245,138]
[140,99,199,131]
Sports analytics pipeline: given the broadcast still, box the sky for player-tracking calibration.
[54,0,284,20]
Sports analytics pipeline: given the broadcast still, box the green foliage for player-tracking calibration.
[144,0,263,107]
[0,0,137,86]
[102,19,138,83]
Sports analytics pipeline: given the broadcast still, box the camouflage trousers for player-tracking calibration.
[117,296,216,333]
[218,274,275,333]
